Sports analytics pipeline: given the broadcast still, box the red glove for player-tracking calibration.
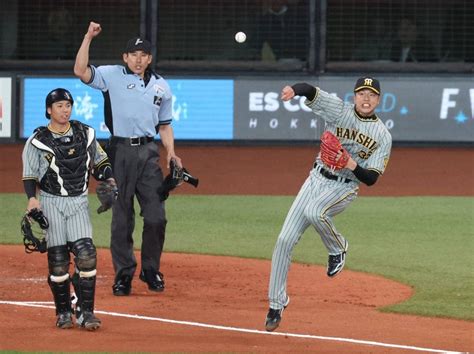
[320,131,350,170]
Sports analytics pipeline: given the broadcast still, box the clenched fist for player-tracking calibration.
[86,21,102,40]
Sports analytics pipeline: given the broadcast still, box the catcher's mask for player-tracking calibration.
[45,88,74,119]
[21,212,48,254]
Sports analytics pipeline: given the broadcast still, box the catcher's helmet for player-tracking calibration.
[45,88,74,119]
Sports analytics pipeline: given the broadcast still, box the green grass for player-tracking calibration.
[2,194,473,321]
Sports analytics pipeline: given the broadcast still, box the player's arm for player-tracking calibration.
[91,141,114,181]
[22,140,41,211]
[280,83,316,101]
[345,158,380,186]
[23,179,41,211]
[292,83,317,101]
[74,21,102,82]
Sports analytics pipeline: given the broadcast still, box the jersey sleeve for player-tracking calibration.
[305,88,346,124]
[157,80,173,125]
[366,131,392,175]
[93,140,109,166]
[22,135,40,181]
[85,65,116,92]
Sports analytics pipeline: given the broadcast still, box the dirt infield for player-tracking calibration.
[0,144,473,352]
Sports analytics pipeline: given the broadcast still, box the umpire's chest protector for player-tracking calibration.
[32,121,96,196]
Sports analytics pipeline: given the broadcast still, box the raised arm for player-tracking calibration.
[74,22,102,82]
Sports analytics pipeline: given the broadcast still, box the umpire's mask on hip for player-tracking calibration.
[45,88,74,119]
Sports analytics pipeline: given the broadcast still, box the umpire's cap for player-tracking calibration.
[354,77,381,95]
[45,88,74,119]
[124,37,152,54]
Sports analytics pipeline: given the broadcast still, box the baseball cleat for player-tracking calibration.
[76,310,101,331]
[265,296,290,332]
[56,311,74,329]
[327,241,348,277]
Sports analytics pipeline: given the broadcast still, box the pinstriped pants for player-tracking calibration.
[268,169,358,309]
[40,191,93,248]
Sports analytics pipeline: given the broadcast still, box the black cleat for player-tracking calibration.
[76,310,101,331]
[265,296,290,332]
[139,269,165,292]
[327,242,348,277]
[56,311,73,329]
[112,274,132,296]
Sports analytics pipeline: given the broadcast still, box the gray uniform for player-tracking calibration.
[22,121,109,248]
[268,88,392,309]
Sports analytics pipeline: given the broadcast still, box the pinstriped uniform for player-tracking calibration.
[22,123,108,248]
[268,87,392,310]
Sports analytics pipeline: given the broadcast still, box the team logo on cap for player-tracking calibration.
[135,38,143,45]
[364,78,373,86]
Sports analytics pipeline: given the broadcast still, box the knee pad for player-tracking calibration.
[70,238,97,277]
[47,245,70,282]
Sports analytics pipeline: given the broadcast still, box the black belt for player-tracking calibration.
[314,163,353,183]
[111,136,154,146]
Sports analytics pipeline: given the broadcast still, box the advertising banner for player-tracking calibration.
[0,77,13,138]
[21,77,233,140]
[20,76,473,142]
[234,76,474,142]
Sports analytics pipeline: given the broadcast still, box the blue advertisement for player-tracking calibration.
[21,77,233,140]
[169,79,233,139]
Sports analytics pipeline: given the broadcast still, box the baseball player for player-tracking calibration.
[265,77,392,331]
[22,88,116,330]
[73,22,182,296]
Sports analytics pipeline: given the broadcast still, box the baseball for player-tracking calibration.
[234,31,247,43]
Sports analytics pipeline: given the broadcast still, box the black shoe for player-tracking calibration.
[265,296,290,332]
[56,311,73,329]
[327,242,348,277]
[76,310,101,331]
[112,275,132,296]
[139,269,165,292]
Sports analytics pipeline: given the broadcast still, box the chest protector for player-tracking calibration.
[32,121,96,196]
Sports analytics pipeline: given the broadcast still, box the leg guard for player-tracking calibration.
[70,238,97,314]
[47,246,71,315]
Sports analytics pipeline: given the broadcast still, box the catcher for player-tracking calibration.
[265,77,392,332]
[21,88,117,331]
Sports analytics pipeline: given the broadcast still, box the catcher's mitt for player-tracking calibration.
[320,131,350,170]
[96,180,118,214]
[158,159,199,202]
[21,208,48,254]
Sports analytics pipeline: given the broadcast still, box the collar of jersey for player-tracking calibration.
[124,66,158,82]
[354,108,378,122]
[47,122,71,135]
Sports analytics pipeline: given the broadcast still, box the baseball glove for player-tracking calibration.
[21,208,48,254]
[158,159,199,202]
[96,180,118,214]
[320,131,350,170]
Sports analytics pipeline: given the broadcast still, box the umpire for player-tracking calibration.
[74,22,182,296]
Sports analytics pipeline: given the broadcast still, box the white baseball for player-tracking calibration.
[235,31,246,43]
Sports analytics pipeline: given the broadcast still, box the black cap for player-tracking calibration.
[124,37,152,54]
[354,77,381,95]
[45,88,74,119]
